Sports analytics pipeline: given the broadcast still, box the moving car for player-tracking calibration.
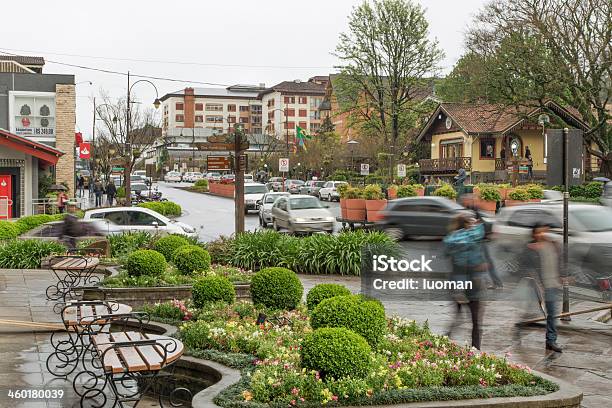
[268,177,284,192]
[83,206,197,237]
[271,195,334,234]
[493,203,612,286]
[284,179,305,194]
[600,182,612,207]
[378,196,486,240]
[257,192,290,227]
[318,181,348,201]
[164,171,182,182]
[542,189,563,203]
[300,180,327,196]
[244,183,269,213]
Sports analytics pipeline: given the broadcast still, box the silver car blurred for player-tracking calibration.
[271,195,335,234]
[258,192,290,227]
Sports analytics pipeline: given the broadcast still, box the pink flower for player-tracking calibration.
[290,399,296,406]
[291,387,299,396]
[479,378,488,387]
[331,395,338,401]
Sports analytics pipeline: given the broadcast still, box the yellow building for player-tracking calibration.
[415,101,590,183]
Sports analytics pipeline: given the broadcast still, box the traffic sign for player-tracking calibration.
[360,163,370,176]
[397,164,406,177]
[279,158,289,173]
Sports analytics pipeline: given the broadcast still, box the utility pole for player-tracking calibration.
[125,71,132,204]
[91,97,96,197]
[234,124,245,233]
[561,127,571,320]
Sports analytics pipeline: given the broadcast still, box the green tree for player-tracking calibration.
[334,0,443,173]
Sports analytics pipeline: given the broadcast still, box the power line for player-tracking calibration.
[0,47,334,70]
[0,50,230,87]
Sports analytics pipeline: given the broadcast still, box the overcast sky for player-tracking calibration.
[1,0,487,139]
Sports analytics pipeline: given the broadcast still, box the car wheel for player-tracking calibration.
[385,227,404,241]
[273,219,280,231]
[328,194,332,202]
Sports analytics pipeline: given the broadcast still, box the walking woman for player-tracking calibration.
[444,213,488,349]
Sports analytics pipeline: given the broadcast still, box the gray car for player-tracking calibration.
[258,192,290,227]
[299,180,327,196]
[271,195,334,234]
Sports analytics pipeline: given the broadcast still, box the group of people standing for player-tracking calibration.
[77,175,117,207]
[443,212,563,353]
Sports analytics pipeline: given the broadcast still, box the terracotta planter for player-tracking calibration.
[345,198,366,221]
[416,188,424,196]
[476,199,497,213]
[473,187,480,198]
[499,188,509,200]
[366,199,387,222]
[387,189,397,200]
[505,199,529,207]
[346,209,366,221]
[339,198,348,219]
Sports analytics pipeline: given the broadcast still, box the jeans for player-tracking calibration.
[107,194,115,206]
[95,193,102,207]
[544,288,558,344]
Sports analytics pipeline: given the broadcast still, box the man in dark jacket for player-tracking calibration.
[93,179,104,207]
[106,181,117,206]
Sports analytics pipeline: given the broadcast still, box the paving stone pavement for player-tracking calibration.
[1,269,610,407]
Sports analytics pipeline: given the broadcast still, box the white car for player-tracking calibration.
[271,195,335,234]
[318,181,348,201]
[244,183,269,214]
[190,172,204,182]
[258,192,290,227]
[205,172,222,182]
[244,174,254,183]
[83,207,198,237]
[164,171,182,182]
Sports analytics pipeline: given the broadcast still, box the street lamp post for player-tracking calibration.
[125,71,161,205]
[348,139,359,172]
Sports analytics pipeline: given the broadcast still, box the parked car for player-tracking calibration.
[182,172,203,182]
[257,192,290,227]
[244,183,269,213]
[600,182,612,207]
[220,174,236,184]
[244,174,254,183]
[205,172,222,182]
[83,207,197,237]
[493,203,612,287]
[378,196,490,240]
[164,171,182,182]
[132,170,147,178]
[300,180,327,196]
[271,195,334,234]
[318,181,348,201]
[131,174,151,186]
[284,179,305,194]
[268,177,284,192]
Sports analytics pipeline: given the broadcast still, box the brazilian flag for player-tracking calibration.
[296,126,312,141]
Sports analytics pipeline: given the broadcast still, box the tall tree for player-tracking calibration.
[334,0,443,172]
[464,0,612,174]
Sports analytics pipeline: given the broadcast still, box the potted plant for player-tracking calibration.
[344,187,366,221]
[526,184,544,202]
[337,183,350,219]
[497,183,511,200]
[397,185,417,198]
[433,183,458,200]
[387,184,398,200]
[505,188,530,206]
[477,185,501,213]
[412,183,425,196]
[116,186,126,205]
[363,184,387,222]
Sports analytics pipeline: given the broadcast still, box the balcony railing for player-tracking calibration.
[418,157,472,173]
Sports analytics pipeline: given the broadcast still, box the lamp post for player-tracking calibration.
[348,139,359,172]
[125,71,160,204]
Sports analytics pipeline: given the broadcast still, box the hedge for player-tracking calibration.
[250,267,303,310]
[126,249,167,277]
[0,240,65,269]
[137,201,182,217]
[153,235,190,261]
[173,245,211,275]
[306,283,352,311]
[192,275,236,307]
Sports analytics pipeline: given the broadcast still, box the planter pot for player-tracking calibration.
[345,209,366,221]
[339,198,348,219]
[505,199,529,207]
[387,189,397,200]
[345,198,366,210]
[477,199,497,213]
[416,188,425,196]
[499,188,509,200]
[366,199,387,222]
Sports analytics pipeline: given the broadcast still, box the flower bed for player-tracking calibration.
[156,300,557,407]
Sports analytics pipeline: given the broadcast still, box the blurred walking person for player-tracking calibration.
[77,175,85,197]
[93,179,104,207]
[106,181,117,207]
[519,223,563,352]
[444,213,488,350]
[57,190,69,214]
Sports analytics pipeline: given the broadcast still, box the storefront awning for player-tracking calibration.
[0,128,64,165]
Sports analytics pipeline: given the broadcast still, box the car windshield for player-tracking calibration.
[315,181,326,187]
[290,197,323,210]
[287,180,304,185]
[245,185,268,194]
[571,207,612,232]
[265,194,288,203]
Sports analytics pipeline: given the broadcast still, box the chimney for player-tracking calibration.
[184,87,195,128]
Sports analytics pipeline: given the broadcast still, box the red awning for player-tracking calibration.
[0,128,64,165]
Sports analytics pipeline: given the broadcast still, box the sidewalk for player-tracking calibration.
[0,269,610,407]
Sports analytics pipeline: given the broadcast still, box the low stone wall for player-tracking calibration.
[82,283,251,307]
[208,182,234,198]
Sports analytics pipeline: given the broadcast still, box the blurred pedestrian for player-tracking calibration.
[57,190,69,214]
[106,181,117,206]
[519,223,563,352]
[525,146,533,179]
[60,214,82,251]
[93,179,104,207]
[77,175,85,197]
[444,213,488,349]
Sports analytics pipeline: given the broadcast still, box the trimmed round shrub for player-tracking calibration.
[306,283,351,311]
[153,235,190,261]
[311,294,386,346]
[173,245,211,275]
[250,267,303,310]
[301,327,371,379]
[126,249,166,277]
[192,276,235,307]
